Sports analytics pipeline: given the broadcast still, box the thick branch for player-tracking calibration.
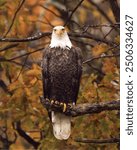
[0,32,51,42]
[108,0,120,22]
[75,138,120,144]
[13,121,40,149]
[40,97,120,117]
[0,32,115,46]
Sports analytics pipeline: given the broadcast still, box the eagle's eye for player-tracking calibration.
[62,28,65,31]
[54,29,56,32]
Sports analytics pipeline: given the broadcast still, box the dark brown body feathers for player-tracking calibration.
[42,46,82,104]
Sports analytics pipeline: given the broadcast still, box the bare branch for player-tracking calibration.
[0,43,19,52]
[89,0,113,24]
[0,32,51,42]
[108,0,120,22]
[7,47,44,61]
[3,0,25,37]
[40,97,120,117]
[14,55,29,82]
[39,4,61,18]
[0,79,12,95]
[0,126,17,149]
[0,31,116,46]
[83,23,120,29]
[13,121,40,149]
[64,0,84,26]
[70,32,116,46]
[0,57,31,68]
[70,37,94,47]
[75,137,120,144]
[83,53,120,64]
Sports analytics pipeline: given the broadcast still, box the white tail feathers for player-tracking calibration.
[51,111,71,140]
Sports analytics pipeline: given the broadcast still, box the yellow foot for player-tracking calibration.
[59,102,67,112]
[50,100,55,105]
[55,101,59,105]
[63,103,67,112]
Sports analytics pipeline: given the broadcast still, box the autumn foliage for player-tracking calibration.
[0,0,119,149]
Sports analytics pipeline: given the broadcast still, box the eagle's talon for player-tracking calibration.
[55,101,59,105]
[63,103,67,112]
[60,102,63,106]
[51,100,55,105]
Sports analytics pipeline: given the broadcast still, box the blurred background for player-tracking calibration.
[0,0,120,149]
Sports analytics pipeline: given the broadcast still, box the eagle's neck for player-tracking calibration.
[49,33,72,49]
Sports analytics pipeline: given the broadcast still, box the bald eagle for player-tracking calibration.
[42,26,82,140]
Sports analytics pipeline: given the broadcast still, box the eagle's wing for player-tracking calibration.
[72,46,82,104]
[41,47,51,99]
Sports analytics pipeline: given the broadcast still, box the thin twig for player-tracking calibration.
[103,28,114,39]
[83,23,120,28]
[0,43,19,52]
[69,32,116,46]
[70,37,94,47]
[14,55,29,82]
[6,47,44,61]
[0,57,31,68]
[39,4,60,18]
[3,0,25,37]
[83,53,120,64]
[88,0,113,24]
[64,0,84,26]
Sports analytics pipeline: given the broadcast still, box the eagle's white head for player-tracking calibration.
[50,26,72,49]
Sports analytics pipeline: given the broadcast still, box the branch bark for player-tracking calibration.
[13,121,40,149]
[0,43,19,52]
[0,32,51,42]
[0,32,116,46]
[108,0,120,22]
[75,137,120,144]
[83,53,120,64]
[40,97,120,117]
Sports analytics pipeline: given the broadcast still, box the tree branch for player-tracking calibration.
[40,97,120,117]
[108,0,120,22]
[0,126,17,149]
[0,31,116,46]
[0,43,19,52]
[89,0,113,24]
[13,121,40,149]
[75,137,120,144]
[6,47,44,61]
[3,0,25,37]
[64,0,84,26]
[70,32,116,46]
[0,32,51,42]
[39,4,61,18]
[83,53,120,64]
